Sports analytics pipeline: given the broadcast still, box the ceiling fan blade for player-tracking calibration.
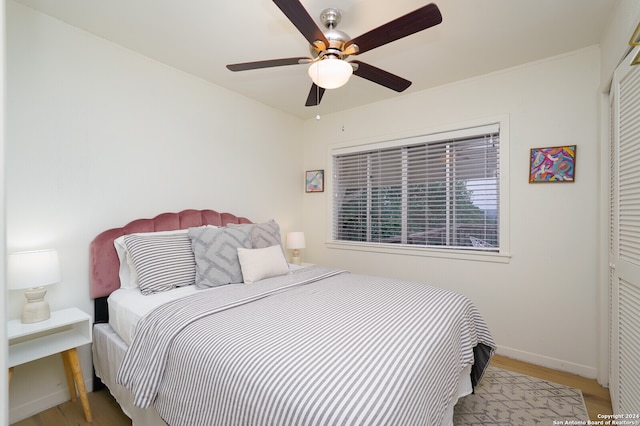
[344,3,442,55]
[351,61,412,92]
[273,0,329,49]
[305,83,326,106]
[226,57,311,72]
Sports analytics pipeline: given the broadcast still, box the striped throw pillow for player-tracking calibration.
[123,233,196,295]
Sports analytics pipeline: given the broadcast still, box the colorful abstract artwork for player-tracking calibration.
[529,145,576,183]
[305,170,324,192]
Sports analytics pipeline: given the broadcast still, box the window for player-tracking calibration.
[331,123,501,253]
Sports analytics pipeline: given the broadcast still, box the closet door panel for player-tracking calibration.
[610,48,640,415]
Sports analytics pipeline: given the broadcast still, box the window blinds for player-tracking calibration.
[332,125,500,250]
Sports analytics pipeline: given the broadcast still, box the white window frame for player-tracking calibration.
[326,116,511,263]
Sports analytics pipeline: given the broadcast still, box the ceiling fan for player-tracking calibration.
[226,0,442,107]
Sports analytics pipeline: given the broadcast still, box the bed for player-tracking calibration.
[90,209,496,426]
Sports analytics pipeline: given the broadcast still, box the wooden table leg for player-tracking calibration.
[61,351,77,402]
[62,348,92,423]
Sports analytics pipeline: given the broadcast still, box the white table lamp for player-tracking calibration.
[8,249,61,323]
[286,232,306,266]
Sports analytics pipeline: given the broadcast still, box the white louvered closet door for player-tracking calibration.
[609,47,640,414]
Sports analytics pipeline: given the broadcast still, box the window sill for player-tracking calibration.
[326,241,511,264]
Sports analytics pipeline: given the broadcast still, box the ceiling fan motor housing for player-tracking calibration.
[311,30,351,59]
[310,8,352,59]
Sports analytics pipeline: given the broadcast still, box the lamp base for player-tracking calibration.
[22,287,51,324]
[291,249,301,266]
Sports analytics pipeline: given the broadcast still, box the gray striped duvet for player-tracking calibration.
[117,266,495,426]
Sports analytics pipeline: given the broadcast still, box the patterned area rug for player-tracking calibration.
[454,366,589,425]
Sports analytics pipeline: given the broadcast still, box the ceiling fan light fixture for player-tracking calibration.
[308,58,353,89]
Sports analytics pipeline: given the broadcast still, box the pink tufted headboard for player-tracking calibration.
[89,209,252,299]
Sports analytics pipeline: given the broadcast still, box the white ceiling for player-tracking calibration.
[14,0,616,119]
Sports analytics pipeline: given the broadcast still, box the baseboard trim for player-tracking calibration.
[496,345,598,379]
[9,377,93,423]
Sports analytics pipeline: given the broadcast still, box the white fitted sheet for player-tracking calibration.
[108,285,199,345]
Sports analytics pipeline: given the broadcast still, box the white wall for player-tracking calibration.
[5,2,303,422]
[301,46,602,378]
[600,0,640,89]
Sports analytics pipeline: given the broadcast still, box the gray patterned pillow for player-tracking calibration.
[189,226,252,288]
[229,220,283,250]
[251,220,283,249]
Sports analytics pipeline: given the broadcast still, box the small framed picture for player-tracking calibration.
[305,170,324,193]
[529,145,576,183]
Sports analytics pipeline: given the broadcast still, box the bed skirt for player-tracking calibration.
[93,323,168,426]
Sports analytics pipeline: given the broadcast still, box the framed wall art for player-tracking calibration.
[305,170,324,193]
[529,145,576,183]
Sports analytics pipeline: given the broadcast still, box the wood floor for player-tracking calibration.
[11,385,132,426]
[12,355,612,425]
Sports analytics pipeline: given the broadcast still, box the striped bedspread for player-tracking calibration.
[117,266,495,426]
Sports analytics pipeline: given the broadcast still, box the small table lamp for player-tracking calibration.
[286,232,306,266]
[8,249,61,324]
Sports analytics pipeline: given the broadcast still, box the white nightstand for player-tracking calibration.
[8,307,93,422]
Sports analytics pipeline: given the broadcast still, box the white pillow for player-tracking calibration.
[114,227,216,289]
[237,245,289,284]
[114,235,136,289]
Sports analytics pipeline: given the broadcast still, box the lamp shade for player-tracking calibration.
[286,232,306,250]
[8,249,62,290]
[308,58,353,89]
